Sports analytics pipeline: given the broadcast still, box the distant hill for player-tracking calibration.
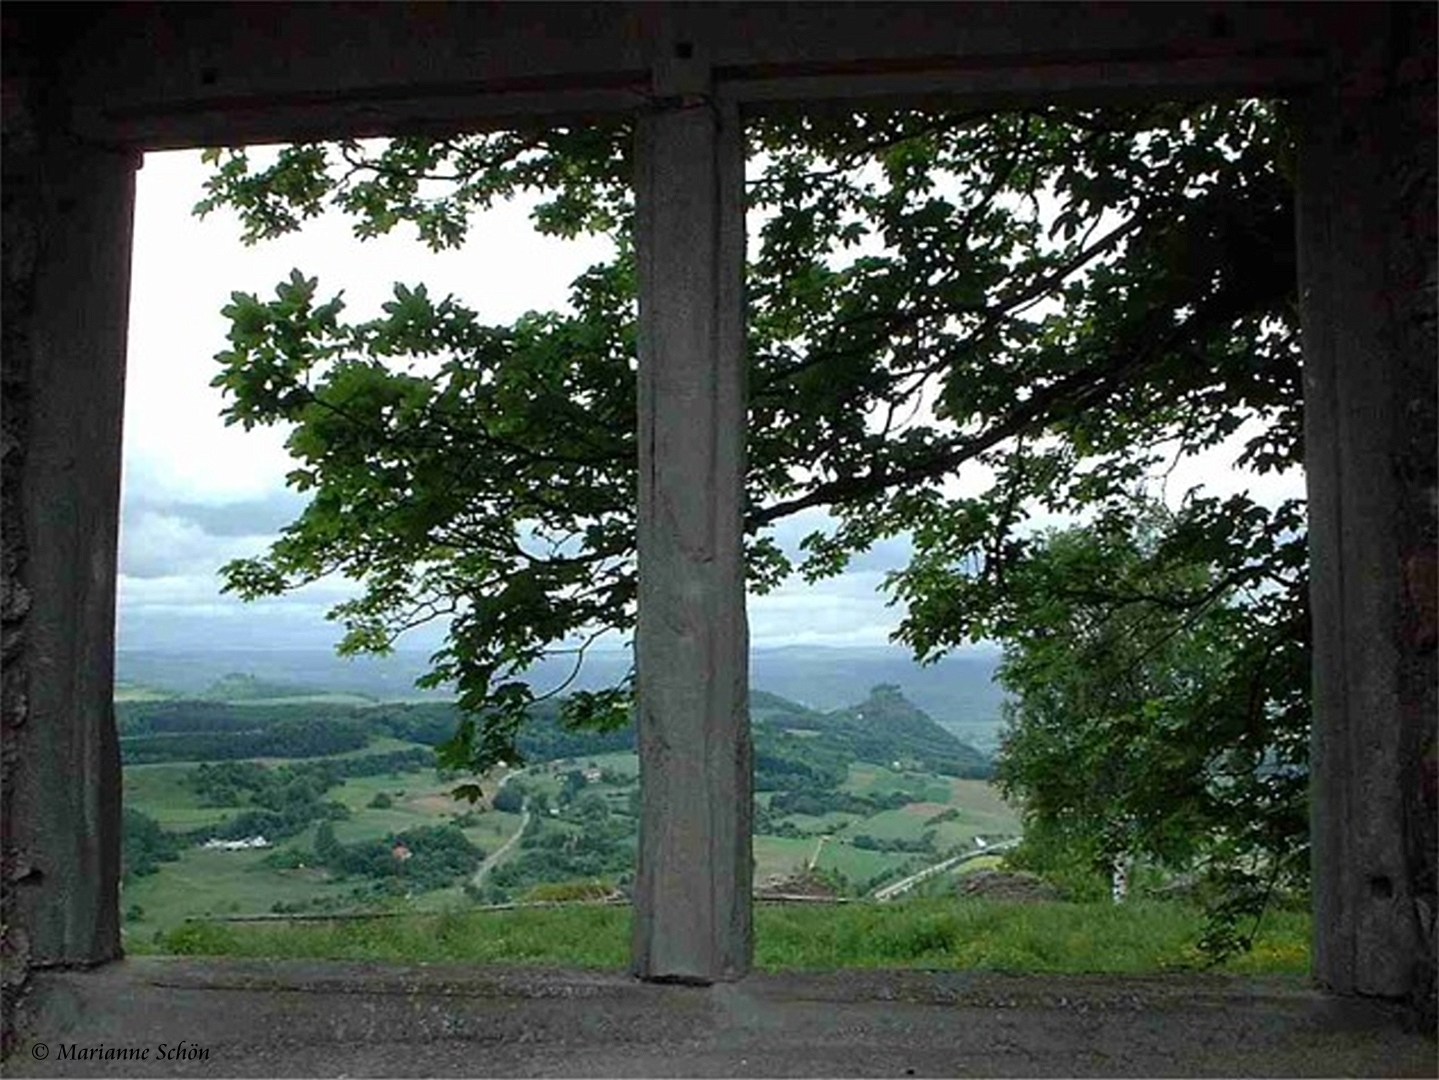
[199,672,361,702]
[747,648,1008,753]
[116,649,444,701]
[754,684,991,777]
[116,644,1009,747]
[117,683,990,777]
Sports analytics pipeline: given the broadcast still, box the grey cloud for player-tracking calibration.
[759,507,915,576]
[118,488,309,580]
[122,488,308,537]
[119,510,275,580]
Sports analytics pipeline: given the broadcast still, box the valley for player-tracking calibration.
[119,675,1019,946]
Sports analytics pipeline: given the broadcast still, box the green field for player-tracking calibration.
[124,764,233,831]
[772,810,863,835]
[123,755,520,934]
[114,682,175,702]
[842,762,963,804]
[582,752,640,777]
[252,735,431,766]
[120,846,363,942]
[327,771,463,843]
[123,727,1022,934]
[146,897,1313,978]
[813,840,917,887]
[753,835,823,881]
[224,693,380,707]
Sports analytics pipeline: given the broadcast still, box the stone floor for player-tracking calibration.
[8,958,1436,1077]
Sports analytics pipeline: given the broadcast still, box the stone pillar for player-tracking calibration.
[3,123,137,966]
[631,83,752,982]
[1295,7,1436,1001]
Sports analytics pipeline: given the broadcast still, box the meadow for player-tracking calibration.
[145,896,1312,977]
[116,686,1313,982]
[122,746,1021,941]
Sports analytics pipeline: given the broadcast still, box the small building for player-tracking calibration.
[202,835,271,852]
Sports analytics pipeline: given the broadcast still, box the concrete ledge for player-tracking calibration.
[6,958,1433,1077]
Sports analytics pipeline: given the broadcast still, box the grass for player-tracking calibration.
[842,763,953,804]
[326,771,464,842]
[754,898,1310,975]
[330,736,433,759]
[120,846,363,937]
[254,736,432,766]
[950,853,1007,876]
[945,778,1016,815]
[753,835,820,879]
[124,763,232,831]
[461,810,525,852]
[115,682,175,702]
[141,897,1312,977]
[223,693,379,707]
[573,751,639,777]
[151,905,633,967]
[849,806,942,842]
[772,810,862,835]
[814,840,916,887]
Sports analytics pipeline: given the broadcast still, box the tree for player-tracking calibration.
[196,103,1306,939]
[988,504,1308,953]
[490,784,524,815]
[122,807,185,879]
[314,820,343,867]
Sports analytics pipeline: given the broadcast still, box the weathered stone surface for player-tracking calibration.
[2,28,42,1055]
[7,958,1436,1078]
[2,102,136,976]
[1295,4,1437,1002]
[632,82,752,984]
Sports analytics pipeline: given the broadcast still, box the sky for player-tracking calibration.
[119,149,921,655]
[118,148,1303,658]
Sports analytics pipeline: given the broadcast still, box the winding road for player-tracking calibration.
[871,838,1020,901]
[806,834,829,871]
[470,768,534,888]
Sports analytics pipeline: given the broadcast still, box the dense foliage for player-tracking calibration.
[188,759,351,843]
[121,807,186,879]
[485,808,634,900]
[121,717,369,763]
[118,698,362,736]
[195,101,1307,949]
[314,821,484,893]
[992,507,1308,954]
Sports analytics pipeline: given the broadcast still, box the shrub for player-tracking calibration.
[522,879,617,903]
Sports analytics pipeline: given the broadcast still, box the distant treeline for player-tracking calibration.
[116,698,634,765]
[116,685,991,780]
[120,717,371,763]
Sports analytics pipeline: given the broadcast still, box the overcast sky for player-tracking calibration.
[118,148,1302,658]
[120,149,923,655]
